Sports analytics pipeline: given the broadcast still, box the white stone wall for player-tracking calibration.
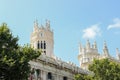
[29,54,90,80]
[30,20,54,58]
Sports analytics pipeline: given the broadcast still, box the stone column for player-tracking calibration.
[40,70,43,80]
[53,74,57,80]
[55,74,59,80]
[42,70,47,80]
[59,75,63,80]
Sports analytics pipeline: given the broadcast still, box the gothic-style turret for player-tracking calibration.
[79,43,83,53]
[86,40,90,50]
[34,20,39,31]
[116,48,120,60]
[103,41,110,57]
[82,47,86,54]
[31,20,54,58]
[93,41,97,49]
[46,19,50,30]
[78,40,100,70]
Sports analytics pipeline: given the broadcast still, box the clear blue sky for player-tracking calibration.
[0,0,120,66]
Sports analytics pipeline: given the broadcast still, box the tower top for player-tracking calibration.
[34,19,38,27]
[46,19,50,29]
[93,41,97,49]
[33,19,39,31]
[86,39,90,49]
[31,20,54,58]
[116,48,120,60]
[103,41,107,49]
[103,41,110,57]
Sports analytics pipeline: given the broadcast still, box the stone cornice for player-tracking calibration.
[31,54,92,75]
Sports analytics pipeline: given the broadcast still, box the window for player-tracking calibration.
[37,41,40,49]
[63,76,67,80]
[48,72,52,79]
[41,41,43,49]
[36,69,41,78]
[44,41,46,49]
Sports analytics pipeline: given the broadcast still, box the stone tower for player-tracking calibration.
[78,40,114,70]
[78,40,99,70]
[102,41,110,57]
[30,20,54,57]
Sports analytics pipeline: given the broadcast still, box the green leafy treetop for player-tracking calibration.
[89,59,120,80]
[74,59,120,80]
[0,23,41,80]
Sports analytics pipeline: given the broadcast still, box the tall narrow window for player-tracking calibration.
[41,41,43,49]
[44,41,46,49]
[36,69,41,78]
[37,41,40,49]
[48,72,52,79]
[63,76,67,80]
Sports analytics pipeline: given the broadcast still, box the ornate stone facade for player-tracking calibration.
[30,20,54,57]
[78,40,120,70]
[29,20,91,80]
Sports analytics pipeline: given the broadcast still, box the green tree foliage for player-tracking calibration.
[74,74,92,80]
[75,59,120,80]
[0,23,41,80]
[89,59,120,80]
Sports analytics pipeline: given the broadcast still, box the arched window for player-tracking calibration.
[37,41,40,49]
[63,76,67,80]
[44,41,46,49]
[41,41,43,49]
[47,72,52,79]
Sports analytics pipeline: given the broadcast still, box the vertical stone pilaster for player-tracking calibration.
[42,70,47,80]
[55,74,59,80]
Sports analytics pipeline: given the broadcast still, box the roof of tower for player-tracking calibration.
[93,41,97,49]
[46,19,50,29]
[104,41,108,49]
[34,19,39,27]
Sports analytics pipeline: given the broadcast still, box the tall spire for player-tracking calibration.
[93,41,97,49]
[79,43,83,53]
[34,19,38,27]
[34,19,39,31]
[46,19,50,29]
[103,41,109,57]
[86,39,90,49]
[116,48,120,60]
[103,41,107,49]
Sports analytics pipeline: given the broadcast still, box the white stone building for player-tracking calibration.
[78,40,120,70]
[29,20,90,80]
[29,20,120,80]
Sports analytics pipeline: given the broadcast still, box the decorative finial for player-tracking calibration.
[103,41,107,49]
[103,41,109,57]
[2,23,7,26]
[34,19,38,27]
[116,48,119,56]
[86,39,90,49]
[116,48,120,60]
[94,41,97,49]
[79,42,83,53]
[46,19,50,29]
[116,48,119,53]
